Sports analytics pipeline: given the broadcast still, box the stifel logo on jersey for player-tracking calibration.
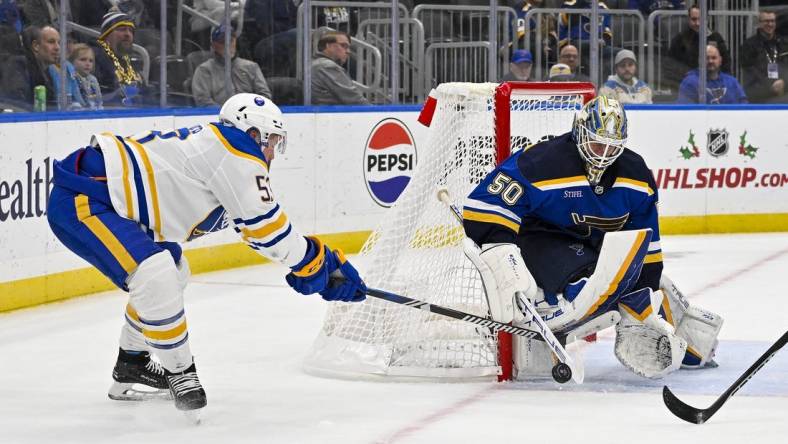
[363,118,417,207]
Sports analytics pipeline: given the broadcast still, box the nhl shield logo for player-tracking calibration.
[707,128,729,157]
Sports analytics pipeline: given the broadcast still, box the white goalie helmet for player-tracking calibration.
[219,93,287,153]
[572,96,628,185]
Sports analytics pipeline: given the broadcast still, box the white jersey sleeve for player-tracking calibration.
[203,124,308,267]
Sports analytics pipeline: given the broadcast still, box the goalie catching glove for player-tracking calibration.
[286,236,366,302]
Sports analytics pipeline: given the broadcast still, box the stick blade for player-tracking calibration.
[662,386,708,425]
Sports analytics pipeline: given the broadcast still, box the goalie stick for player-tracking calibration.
[436,189,583,384]
[663,330,788,424]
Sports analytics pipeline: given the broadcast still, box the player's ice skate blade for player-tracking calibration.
[108,348,172,401]
[108,382,173,401]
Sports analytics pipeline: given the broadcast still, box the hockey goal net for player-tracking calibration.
[304,82,595,381]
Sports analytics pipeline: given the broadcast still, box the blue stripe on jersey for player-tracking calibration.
[258,224,292,248]
[233,204,280,226]
[138,309,186,326]
[148,333,190,350]
[210,122,268,164]
[118,136,150,231]
[124,314,143,332]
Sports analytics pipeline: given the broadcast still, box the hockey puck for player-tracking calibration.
[551,362,572,383]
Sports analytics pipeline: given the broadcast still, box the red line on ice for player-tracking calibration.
[374,385,499,443]
[689,246,788,297]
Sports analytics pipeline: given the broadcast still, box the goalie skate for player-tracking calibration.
[108,349,172,401]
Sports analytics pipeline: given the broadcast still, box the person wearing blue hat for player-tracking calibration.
[191,23,272,106]
[501,49,533,82]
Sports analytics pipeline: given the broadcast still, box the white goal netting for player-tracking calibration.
[304,82,592,381]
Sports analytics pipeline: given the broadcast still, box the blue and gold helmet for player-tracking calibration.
[572,96,628,184]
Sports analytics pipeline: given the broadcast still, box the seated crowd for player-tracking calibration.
[0,1,785,111]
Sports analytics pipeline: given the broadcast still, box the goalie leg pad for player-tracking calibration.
[614,322,687,379]
[126,251,193,373]
[676,305,723,368]
[477,243,537,323]
[513,336,555,380]
[659,275,724,368]
[615,287,688,378]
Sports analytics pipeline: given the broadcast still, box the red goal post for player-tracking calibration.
[492,81,596,381]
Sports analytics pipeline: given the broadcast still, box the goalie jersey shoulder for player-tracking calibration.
[464,132,660,243]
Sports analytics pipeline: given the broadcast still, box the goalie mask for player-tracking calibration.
[219,93,287,154]
[572,96,628,185]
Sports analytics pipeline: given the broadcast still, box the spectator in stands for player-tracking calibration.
[559,44,591,82]
[17,25,83,110]
[501,49,533,82]
[668,5,731,73]
[0,0,22,33]
[558,0,614,67]
[600,49,653,104]
[740,10,787,103]
[311,30,369,105]
[190,0,242,35]
[191,24,272,107]
[93,10,144,106]
[17,0,56,27]
[628,0,685,17]
[69,43,103,110]
[548,63,574,82]
[514,0,558,58]
[677,44,746,104]
[19,25,53,106]
[46,34,84,110]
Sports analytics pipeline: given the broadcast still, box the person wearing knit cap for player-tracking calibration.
[599,49,653,104]
[93,9,143,106]
[548,63,574,82]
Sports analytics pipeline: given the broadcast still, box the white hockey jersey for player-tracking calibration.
[92,122,308,268]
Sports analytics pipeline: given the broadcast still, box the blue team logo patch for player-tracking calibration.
[363,118,417,208]
[254,96,266,106]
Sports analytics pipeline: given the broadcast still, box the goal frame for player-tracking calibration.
[305,81,597,383]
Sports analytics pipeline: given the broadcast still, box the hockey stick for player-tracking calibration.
[364,286,558,343]
[436,189,582,384]
[663,330,788,424]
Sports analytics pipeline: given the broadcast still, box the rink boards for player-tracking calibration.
[0,105,786,312]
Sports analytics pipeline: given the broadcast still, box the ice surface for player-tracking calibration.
[0,233,786,443]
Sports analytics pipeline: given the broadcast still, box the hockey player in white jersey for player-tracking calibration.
[47,94,366,415]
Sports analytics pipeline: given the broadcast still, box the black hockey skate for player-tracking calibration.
[108,348,173,401]
[166,361,207,412]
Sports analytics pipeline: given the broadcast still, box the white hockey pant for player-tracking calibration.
[121,251,192,372]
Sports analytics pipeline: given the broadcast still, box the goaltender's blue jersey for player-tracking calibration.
[463,132,663,290]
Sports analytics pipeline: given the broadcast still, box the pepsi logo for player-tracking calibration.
[363,118,417,208]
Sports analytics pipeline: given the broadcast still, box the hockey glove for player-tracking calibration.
[285,237,366,302]
[321,250,366,303]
